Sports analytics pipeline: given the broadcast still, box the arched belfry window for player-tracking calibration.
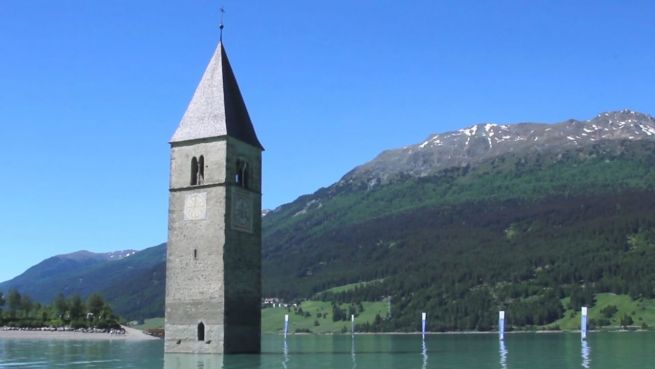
[190,157,198,185]
[198,156,205,185]
[235,159,249,189]
[197,322,205,341]
[190,156,205,186]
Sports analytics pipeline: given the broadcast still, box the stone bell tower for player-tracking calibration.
[165,40,263,354]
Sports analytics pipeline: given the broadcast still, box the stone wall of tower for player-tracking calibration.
[165,138,228,354]
[165,136,262,354]
[223,137,262,353]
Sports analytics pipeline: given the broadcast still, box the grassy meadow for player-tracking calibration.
[132,292,655,334]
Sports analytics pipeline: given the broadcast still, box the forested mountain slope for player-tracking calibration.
[0,244,165,321]
[262,110,655,330]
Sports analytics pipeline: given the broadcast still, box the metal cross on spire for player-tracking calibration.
[219,7,225,42]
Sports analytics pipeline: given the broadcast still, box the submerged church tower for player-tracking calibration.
[165,41,263,354]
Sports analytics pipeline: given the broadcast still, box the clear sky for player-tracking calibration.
[1,0,654,282]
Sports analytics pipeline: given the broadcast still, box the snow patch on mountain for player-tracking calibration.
[339,110,655,188]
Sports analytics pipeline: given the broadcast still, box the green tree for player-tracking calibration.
[39,307,50,325]
[69,295,85,321]
[20,295,33,318]
[7,289,22,318]
[332,303,346,322]
[0,290,120,329]
[348,304,357,318]
[96,305,118,329]
[53,293,68,320]
[600,305,618,319]
[87,294,105,318]
[620,314,634,329]
[570,286,595,311]
[0,291,5,323]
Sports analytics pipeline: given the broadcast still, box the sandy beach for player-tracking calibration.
[0,326,160,341]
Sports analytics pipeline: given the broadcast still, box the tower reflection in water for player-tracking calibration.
[163,353,221,369]
[581,339,591,369]
[163,353,261,369]
[499,339,508,369]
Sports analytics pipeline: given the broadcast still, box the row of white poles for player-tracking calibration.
[422,307,587,340]
[283,306,589,339]
[497,308,589,341]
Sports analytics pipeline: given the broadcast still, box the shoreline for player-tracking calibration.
[0,326,160,341]
[272,328,648,336]
[2,327,645,341]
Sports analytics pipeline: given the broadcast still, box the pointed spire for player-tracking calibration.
[171,42,263,150]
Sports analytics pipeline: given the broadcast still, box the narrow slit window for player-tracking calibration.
[193,249,198,260]
[198,156,205,185]
[236,160,249,189]
[190,157,198,185]
[197,322,205,341]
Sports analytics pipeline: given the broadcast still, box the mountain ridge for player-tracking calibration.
[0,244,165,321]
[265,109,655,221]
[3,110,655,328]
[335,109,655,187]
[55,249,138,262]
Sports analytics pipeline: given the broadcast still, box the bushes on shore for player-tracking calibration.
[0,289,121,330]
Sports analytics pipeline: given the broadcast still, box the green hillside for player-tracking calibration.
[262,300,389,334]
[319,279,385,295]
[133,300,389,334]
[552,293,655,331]
[136,292,655,334]
[264,140,655,251]
[262,140,655,331]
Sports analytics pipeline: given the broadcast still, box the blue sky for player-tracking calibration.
[1,0,654,282]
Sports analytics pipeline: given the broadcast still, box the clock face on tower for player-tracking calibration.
[231,188,253,233]
[184,192,207,221]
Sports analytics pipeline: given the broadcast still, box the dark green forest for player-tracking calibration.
[263,140,655,331]
[0,289,121,330]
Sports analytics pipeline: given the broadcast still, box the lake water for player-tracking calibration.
[1,332,654,368]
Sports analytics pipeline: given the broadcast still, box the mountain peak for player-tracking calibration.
[340,110,655,187]
[595,109,651,120]
[57,249,138,262]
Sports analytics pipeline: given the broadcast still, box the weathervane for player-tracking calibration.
[219,7,225,42]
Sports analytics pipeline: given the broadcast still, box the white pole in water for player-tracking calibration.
[351,314,355,334]
[284,314,289,338]
[499,311,505,340]
[421,312,427,339]
[581,307,588,340]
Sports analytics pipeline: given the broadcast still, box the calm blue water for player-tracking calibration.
[1,333,654,368]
